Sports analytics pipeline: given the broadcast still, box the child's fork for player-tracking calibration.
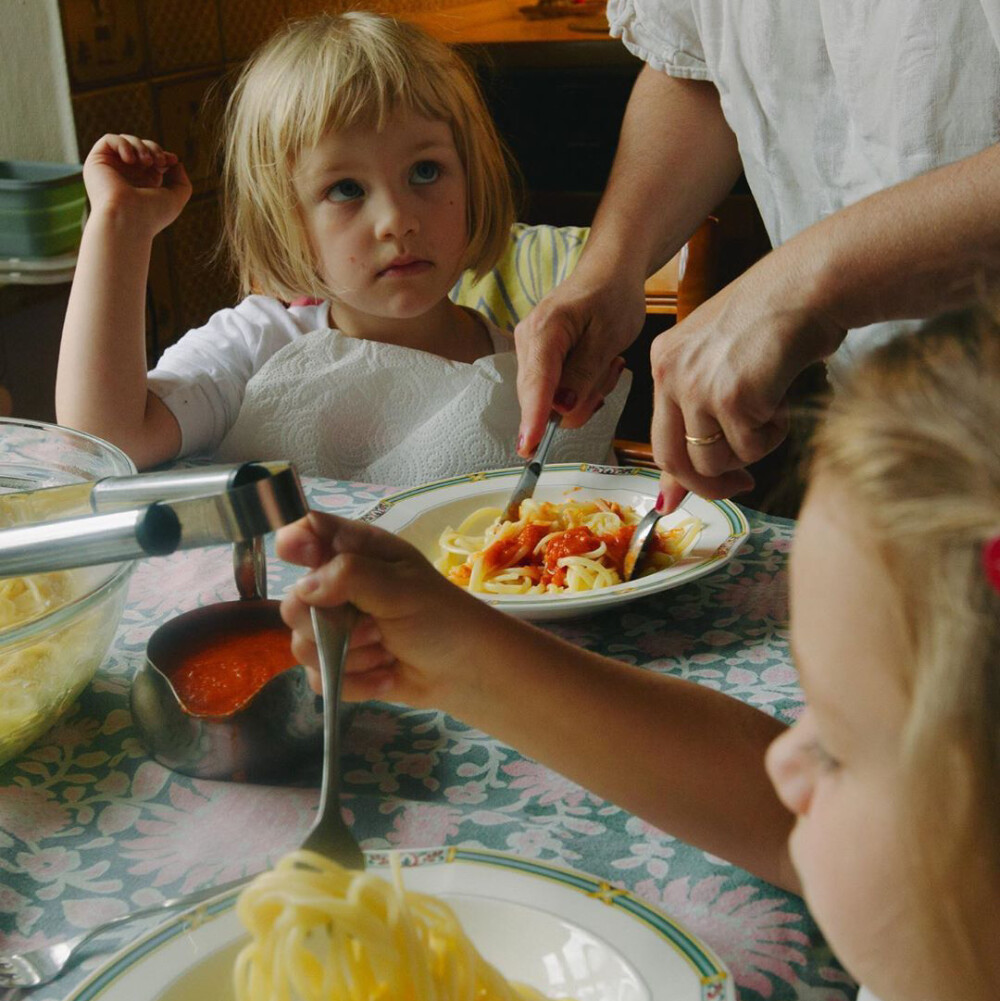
[299,605,365,869]
[0,875,252,989]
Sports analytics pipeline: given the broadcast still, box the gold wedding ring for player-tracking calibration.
[684,429,725,446]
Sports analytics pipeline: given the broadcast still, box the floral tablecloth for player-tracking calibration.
[0,478,855,1000]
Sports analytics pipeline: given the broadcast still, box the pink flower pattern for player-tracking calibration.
[0,787,71,843]
[0,481,839,1001]
[637,874,812,997]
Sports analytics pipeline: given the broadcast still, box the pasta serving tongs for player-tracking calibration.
[0,461,306,582]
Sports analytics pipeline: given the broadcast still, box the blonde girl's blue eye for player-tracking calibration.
[328,179,363,202]
[410,161,440,185]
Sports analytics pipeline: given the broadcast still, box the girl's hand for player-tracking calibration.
[276,512,501,709]
[83,134,192,237]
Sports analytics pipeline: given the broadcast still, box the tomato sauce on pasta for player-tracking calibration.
[435,498,702,595]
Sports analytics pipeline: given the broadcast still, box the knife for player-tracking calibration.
[500,412,561,523]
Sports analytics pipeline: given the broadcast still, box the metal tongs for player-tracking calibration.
[0,461,309,579]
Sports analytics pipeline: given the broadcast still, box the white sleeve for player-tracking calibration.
[978,0,1000,52]
[607,0,710,80]
[147,295,319,457]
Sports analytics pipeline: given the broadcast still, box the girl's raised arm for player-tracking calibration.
[56,134,192,469]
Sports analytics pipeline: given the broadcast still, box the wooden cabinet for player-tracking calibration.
[404,3,641,225]
[458,40,642,224]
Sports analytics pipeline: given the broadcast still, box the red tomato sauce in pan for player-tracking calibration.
[165,624,298,716]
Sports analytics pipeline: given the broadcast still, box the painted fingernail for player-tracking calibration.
[553,387,578,411]
[655,492,664,512]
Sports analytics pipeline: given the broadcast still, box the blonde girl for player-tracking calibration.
[277,307,1000,1001]
[56,12,629,484]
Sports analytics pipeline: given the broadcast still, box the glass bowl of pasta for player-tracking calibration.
[362,464,750,621]
[0,418,136,765]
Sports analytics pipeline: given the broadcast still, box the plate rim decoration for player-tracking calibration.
[66,846,733,1001]
[361,463,750,620]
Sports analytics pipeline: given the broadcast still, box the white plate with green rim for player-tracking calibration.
[67,847,733,1001]
[361,464,749,621]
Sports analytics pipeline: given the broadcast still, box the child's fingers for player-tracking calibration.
[292,632,396,698]
[342,664,397,702]
[281,598,381,651]
[289,549,432,623]
[275,517,327,568]
[89,134,180,171]
[163,158,189,182]
[276,511,422,569]
[139,139,177,164]
[118,134,152,164]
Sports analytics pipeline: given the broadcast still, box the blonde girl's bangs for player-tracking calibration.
[221,12,515,300]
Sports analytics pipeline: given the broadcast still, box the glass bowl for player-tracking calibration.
[0,418,136,765]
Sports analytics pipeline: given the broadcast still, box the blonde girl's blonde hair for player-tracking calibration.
[808,308,1000,998]
[220,11,516,301]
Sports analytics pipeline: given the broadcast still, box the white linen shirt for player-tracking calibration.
[607,0,1000,379]
[147,296,631,487]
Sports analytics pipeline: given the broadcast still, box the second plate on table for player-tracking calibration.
[67,847,733,1001]
[361,464,749,620]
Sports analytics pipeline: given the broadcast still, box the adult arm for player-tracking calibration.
[653,142,1000,510]
[56,135,189,469]
[514,65,742,454]
[277,512,798,891]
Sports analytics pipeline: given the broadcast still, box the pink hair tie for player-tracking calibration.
[983,536,1000,595]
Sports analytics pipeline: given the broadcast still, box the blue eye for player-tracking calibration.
[327,179,363,202]
[411,161,440,185]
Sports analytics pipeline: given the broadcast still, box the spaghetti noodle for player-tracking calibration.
[0,573,78,736]
[234,850,559,1000]
[435,498,702,595]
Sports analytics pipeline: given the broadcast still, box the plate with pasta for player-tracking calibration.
[361,464,749,620]
[67,846,733,1001]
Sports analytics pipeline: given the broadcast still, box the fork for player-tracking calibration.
[0,874,253,989]
[300,604,365,868]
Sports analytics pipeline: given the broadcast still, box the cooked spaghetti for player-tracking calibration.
[0,493,126,763]
[435,497,702,594]
[0,573,78,735]
[0,573,72,631]
[234,850,558,1001]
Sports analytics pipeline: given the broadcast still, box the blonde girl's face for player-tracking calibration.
[765,479,943,1001]
[292,108,468,339]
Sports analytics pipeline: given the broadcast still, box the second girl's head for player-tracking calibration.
[766,309,1000,1001]
[221,11,515,306]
